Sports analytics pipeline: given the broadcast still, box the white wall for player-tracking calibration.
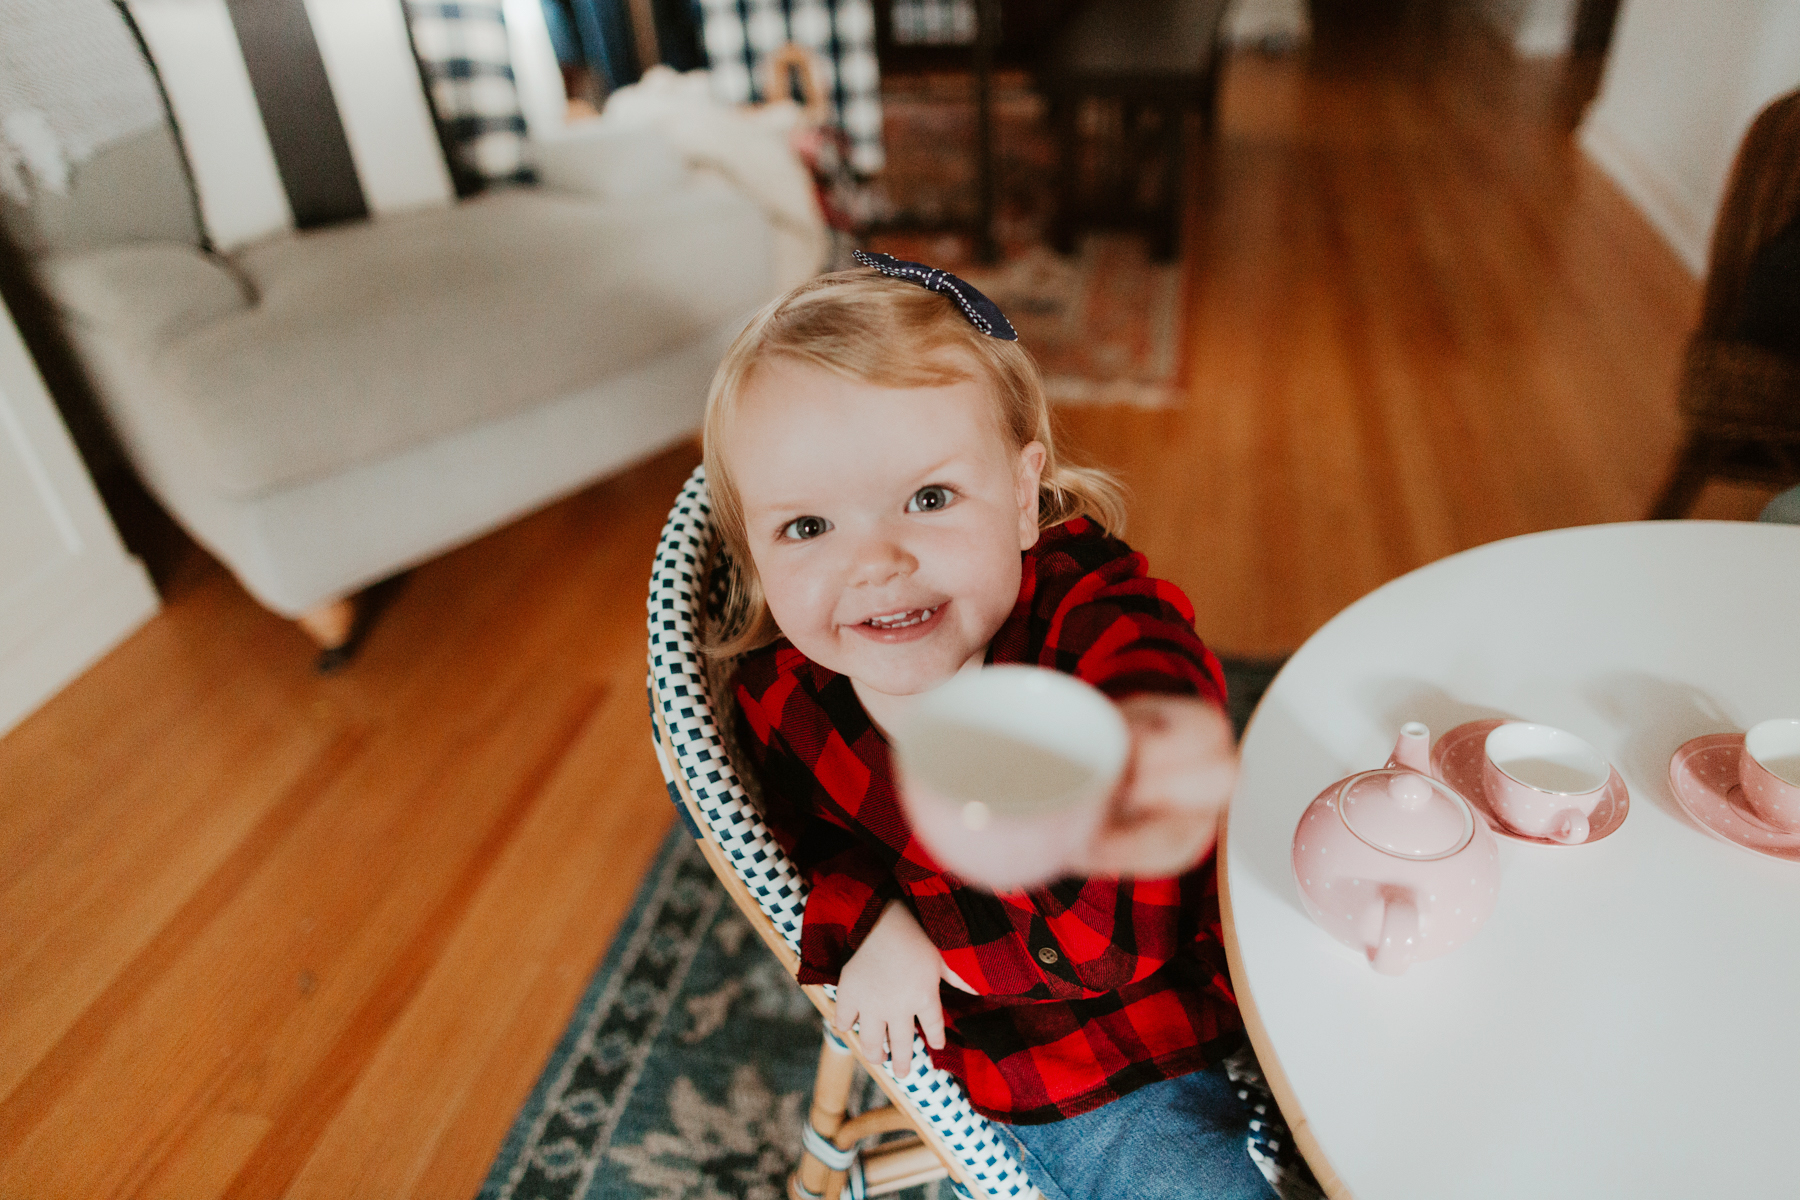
[1579,0,1800,275]
[0,297,157,736]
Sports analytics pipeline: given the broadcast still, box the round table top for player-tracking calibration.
[1224,521,1800,1200]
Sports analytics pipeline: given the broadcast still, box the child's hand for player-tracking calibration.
[833,899,976,1079]
[1073,695,1239,878]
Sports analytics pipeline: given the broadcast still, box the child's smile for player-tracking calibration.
[857,605,942,634]
[728,355,1045,715]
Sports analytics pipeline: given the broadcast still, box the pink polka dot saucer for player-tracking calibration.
[1430,718,1630,847]
[1668,733,1800,862]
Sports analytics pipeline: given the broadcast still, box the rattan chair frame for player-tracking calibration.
[647,465,1042,1200]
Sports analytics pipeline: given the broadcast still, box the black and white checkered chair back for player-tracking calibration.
[646,464,1041,1200]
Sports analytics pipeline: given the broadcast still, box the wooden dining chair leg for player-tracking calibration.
[1051,96,1080,255]
[790,1023,860,1200]
[1155,104,1186,262]
[1200,38,1225,139]
[1649,433,1716,519]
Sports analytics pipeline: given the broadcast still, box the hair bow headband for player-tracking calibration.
[850,249,1018,341]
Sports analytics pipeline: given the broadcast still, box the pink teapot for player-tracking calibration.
[1291,723,1500,975]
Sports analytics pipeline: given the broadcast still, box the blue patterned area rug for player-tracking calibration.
[479,658,1289,1200]
[479,828,868,1200]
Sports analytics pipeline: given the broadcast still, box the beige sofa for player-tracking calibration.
[3,20,789,661]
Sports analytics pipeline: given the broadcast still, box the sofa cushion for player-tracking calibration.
[127,180,766,498]
[40,241,252,342]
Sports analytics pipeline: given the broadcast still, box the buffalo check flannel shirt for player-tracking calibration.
[733,519,1246,1124]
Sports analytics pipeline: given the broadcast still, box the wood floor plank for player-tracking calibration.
[287,697,674,1200]
[139,1109,273,1200]
[0,668,598,1199]
[0,585,315,892]
[217,685,607,1200]
[0,727,363,1152]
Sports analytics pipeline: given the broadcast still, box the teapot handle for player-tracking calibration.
[1367,890,1420,975]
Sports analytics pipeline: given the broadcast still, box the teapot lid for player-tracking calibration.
[1336,769,1474,860]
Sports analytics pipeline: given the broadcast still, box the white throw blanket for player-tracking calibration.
[596,66,828,291]
[0,0,162,201]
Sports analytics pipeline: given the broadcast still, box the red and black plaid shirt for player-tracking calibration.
[733,518,1245,1124]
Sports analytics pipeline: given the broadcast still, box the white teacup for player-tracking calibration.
[1740,718,1800,832]
[1482,722,1611,844]
[892,666,1128,891]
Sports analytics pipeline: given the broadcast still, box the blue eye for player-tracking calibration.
[907,485,954,513]
[781,515,832,540]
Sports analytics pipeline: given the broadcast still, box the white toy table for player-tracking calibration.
[1222,521,1800,1199]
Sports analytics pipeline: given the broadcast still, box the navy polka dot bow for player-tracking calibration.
[850,249,1018,341]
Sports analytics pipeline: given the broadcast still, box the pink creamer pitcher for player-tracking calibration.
[1291,722,1500,975]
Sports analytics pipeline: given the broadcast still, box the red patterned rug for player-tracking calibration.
[863,71,1189,409]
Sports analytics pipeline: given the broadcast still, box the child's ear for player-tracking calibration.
[1015,441,1047,549]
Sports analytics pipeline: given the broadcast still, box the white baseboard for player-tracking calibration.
[1577,112,1709,277]
[0,554,158,738]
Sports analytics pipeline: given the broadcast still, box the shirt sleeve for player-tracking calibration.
[734,692,903,986]
[1036,539,1227,707]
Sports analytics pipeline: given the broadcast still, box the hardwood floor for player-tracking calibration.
[0,12,1744,1198]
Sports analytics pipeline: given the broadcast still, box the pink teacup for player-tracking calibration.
[1740,718,1800,832]
[1482,722,1611,844]
[892,666,1127,891]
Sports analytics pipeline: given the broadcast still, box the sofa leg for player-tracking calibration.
[296,576,407,671]
[298,598,356,655]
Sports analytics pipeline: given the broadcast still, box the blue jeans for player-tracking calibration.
[992,1066,1276,1200]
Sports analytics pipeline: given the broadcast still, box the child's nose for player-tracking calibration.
[849,527,916,585]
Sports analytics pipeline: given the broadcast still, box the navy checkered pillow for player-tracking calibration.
[404,1,533,191]
[891,0,975,44]
[694,0,884,175]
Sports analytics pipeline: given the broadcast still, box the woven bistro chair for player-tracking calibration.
[646,465,1043,1200]
[1649,88,1800,518]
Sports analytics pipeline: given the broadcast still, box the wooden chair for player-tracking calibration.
[1037,0,1231,261]
[646,465,1042,1200]
[1650,89,1800,518]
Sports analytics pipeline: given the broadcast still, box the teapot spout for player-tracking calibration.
[1387,721,1431,774]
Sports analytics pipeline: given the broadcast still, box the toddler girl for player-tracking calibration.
[705,253,1273,1200]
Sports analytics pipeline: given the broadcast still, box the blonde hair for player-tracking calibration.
[702,268,1126,658]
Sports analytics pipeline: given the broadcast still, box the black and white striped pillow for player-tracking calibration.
[118,0,529,250]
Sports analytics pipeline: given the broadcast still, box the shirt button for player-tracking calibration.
[1037,947,1059,965]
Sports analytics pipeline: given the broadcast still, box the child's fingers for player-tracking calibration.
[890,1024,914,1079]
[832,997,858,1039]
[918,1000,946,1051]
[856,1016,887,1067]
[939,962,978,994]
[1085,809,1218,877]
